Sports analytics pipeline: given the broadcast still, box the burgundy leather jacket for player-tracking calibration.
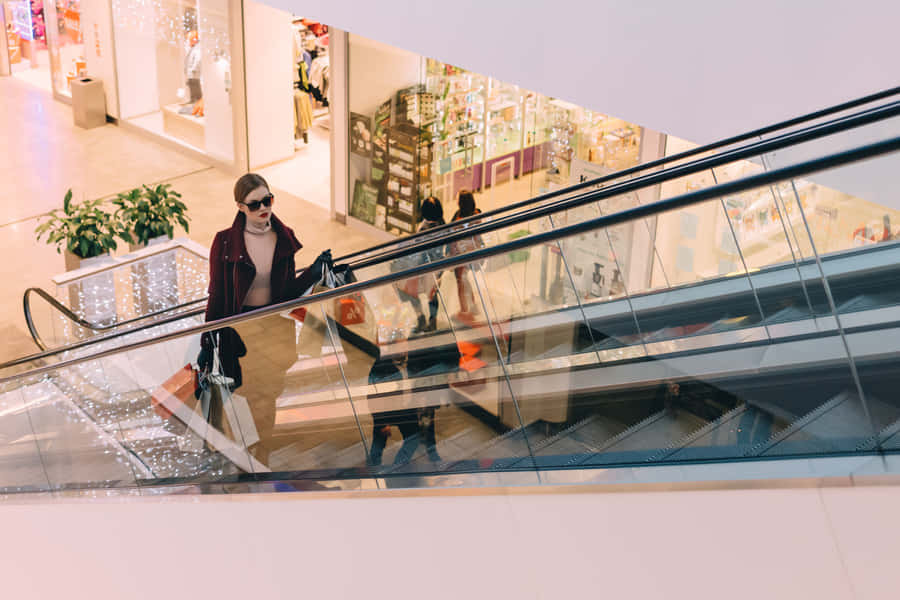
[201,212,302,387]
[205,211,303,322]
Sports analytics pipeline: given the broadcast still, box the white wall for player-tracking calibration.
[258,0,900,147]
[347,35,421,215]
[348,35,420,121]
[1,483,899,599]
[243,0,294,168]
[199,0,237,163]
[331,28,348,217]
[112,1,159,119]
[82,0,119,118]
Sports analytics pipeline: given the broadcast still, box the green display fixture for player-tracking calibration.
[351,180,379,225]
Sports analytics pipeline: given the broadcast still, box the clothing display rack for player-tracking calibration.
[291,17,328,144]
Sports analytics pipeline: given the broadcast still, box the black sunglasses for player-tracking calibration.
[242,194,274,212]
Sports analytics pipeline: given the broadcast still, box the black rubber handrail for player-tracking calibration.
[23,287,206,352]
[3,132,898,384]
[12,98,900,366]
[24,90,900,349]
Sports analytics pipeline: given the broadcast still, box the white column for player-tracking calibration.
[198,0,235,163]
[82,0,120,118]
[242,0,293,169]
[330,27,349,220]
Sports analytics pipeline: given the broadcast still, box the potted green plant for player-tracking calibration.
[114,183,190,251]
[35,189,124,271]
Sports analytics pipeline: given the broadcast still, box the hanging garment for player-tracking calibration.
[294,90,313,137]
[295,60,310,92]
[309,56,329,94]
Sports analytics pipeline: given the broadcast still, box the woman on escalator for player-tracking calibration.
[200,173,331,463]
[449,190,483,325]
[394,196,446,334]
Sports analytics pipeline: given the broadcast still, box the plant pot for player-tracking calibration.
[128,234,172,253]
[64,250,113,272]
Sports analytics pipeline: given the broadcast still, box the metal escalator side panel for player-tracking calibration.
[871,417,900,451]
[577,410,708,467]
[506,415,627,469]
[750,391,895,457]
[661,404,781,462]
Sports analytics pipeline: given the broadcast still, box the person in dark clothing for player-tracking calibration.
[366,328,442,466]
[200,172,330,462]
[394,196,447,334]
[448,190,483,321]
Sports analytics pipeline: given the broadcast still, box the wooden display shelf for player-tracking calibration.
[162,103,205,149]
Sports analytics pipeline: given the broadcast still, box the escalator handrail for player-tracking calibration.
[334,85,900,264]
[26,97,900,349]
[3,133,898,383]
[22,287,207,352]
[13,101,900,365]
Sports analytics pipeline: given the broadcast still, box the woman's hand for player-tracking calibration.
[310,249,332,279]
[291,249,334,298]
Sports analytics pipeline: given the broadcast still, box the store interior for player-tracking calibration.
[4,0,52,91]
[46,0,83,98]
[342,31,900,323]
[346,34,647,236]
[112,0,235,164]
[258,15,332,213]
[3,0,86,96]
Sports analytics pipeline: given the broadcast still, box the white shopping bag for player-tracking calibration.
[224,392,259,447]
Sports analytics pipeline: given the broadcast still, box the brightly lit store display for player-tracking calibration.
[111,0,235,162]
[4,0,48,75]
[44,0,83,97]
[347,38,648,236]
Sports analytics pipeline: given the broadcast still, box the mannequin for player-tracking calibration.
[184,30,202,103]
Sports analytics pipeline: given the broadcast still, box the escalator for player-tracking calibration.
[1,89,900,494]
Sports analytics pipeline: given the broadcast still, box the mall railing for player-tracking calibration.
[16,92,900,362]
[0,129,897,495]
[21,242,209,352]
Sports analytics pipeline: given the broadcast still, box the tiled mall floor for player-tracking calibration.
[0,77,379,362]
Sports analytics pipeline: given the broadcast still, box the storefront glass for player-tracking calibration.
[43,0,82,98]
[347,33,648,236]
[651,136,900,289]
[111,0,236,163]
[3,0,51,89]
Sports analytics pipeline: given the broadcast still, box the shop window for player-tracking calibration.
[44,0,83,97]
[346,33,647,236]
[5,0,51,89]
[111,0,235,163]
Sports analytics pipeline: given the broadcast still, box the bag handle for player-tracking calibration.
[323,263,337,289]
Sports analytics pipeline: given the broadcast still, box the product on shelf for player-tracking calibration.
[385,122,432,234]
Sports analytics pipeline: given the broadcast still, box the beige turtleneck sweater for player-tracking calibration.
[243,225,277,307]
